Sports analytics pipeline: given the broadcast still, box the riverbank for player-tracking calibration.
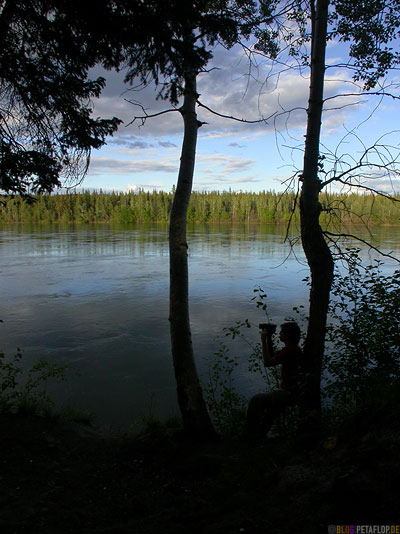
[1,389,399,534]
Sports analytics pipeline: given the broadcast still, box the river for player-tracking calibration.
[0,223,399,429]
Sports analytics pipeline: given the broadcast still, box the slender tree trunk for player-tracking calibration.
[169,71,216,439]
[300,0,334,421]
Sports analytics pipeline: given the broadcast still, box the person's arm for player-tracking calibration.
[261,329,279,367]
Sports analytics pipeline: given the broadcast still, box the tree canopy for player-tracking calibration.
[0,0,269,197]
[115,0,265,103]
[0,0,121,196]
[334,0,400,89]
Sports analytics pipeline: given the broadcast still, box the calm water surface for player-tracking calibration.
[0,223,399,428]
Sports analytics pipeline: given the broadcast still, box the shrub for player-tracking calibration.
[0,348,68,415]
[204,257,400,435]
[203,311,285,436]
[325,253,400,410]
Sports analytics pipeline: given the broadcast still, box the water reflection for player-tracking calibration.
[0,223,398,428]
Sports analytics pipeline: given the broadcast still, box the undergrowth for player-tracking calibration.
[203,252,400,437]
[0,348,94,424]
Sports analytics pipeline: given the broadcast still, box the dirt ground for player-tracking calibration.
[1,400,399,534]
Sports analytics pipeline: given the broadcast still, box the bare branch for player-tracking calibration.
[124,99,179,127]
[198,66,222,75]
[319,129,400,198]
[322,177,400,201]
[196,99,277,124]
[320,195,377,231]
[276,172,301,244]
[322,100,363,112]
[323,90,400,103]
[324,231,400,264]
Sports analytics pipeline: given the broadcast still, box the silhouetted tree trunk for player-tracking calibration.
[300,0,334,421]
[169,71,216,439]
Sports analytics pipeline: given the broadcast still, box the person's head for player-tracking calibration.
[279,322,301,345]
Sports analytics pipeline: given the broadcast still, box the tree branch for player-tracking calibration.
[320,130,400,198]
[323,90,400,103]
[322,177,400,200]
[196,99,277,124]
[324,231,400,263]
[125,99,179,127]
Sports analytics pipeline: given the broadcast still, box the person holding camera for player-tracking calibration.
[245,321,303,440]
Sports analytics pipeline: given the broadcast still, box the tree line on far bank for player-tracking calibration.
[1,190,399,225]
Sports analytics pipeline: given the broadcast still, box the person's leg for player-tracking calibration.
[245,390,292,439]
[245,393,272,439]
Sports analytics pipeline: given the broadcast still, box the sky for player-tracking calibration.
[81,38,400,195]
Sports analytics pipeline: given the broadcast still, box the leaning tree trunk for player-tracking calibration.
[169,71,216,439]
[300,0,334,422]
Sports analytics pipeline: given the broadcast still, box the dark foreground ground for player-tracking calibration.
[1,396,399,534]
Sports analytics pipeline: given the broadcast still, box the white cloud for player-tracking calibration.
[89,45,360,144]
[194,174,262,191]
[105,135,178,150]
[88,157,178,175]
[197,174,261,185]
[106,135,153,149]
[88,152,257,187]
[353,177,400,195]
[158,141,178,148]
[125,183,165,192]
[85,43,397,194]
[228,142,246,148]
[197,153,255,174]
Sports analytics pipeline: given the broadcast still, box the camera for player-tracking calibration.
[259,323,277,334]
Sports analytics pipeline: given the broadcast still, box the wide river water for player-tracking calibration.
[1,223,399,429]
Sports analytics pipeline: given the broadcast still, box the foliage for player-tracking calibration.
[54,405,96,426]
[325,252,400,410]
[1,190,399,225]
[203,315,305,436]
[1,0,259,195]
[0,0,121,196]
[203,333,248,436]
[203,304,283,435]
[77,0,261,120]
[134,415,183,439]
[333,0,400,89]
[206,256,400,434]
[0,348,68,415]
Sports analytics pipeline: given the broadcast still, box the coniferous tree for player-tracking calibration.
[0,0,124,196]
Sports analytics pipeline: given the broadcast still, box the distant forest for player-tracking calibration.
[1,190,399,225]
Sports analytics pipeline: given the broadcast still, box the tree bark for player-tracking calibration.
[169,71,216,439]
[300,0,334,421]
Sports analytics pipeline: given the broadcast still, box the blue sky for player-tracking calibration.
[82,39,400,195]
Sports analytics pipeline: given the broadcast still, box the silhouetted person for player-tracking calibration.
[245,321,303,439]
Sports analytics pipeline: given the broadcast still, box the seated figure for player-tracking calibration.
[245,321,302,439]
